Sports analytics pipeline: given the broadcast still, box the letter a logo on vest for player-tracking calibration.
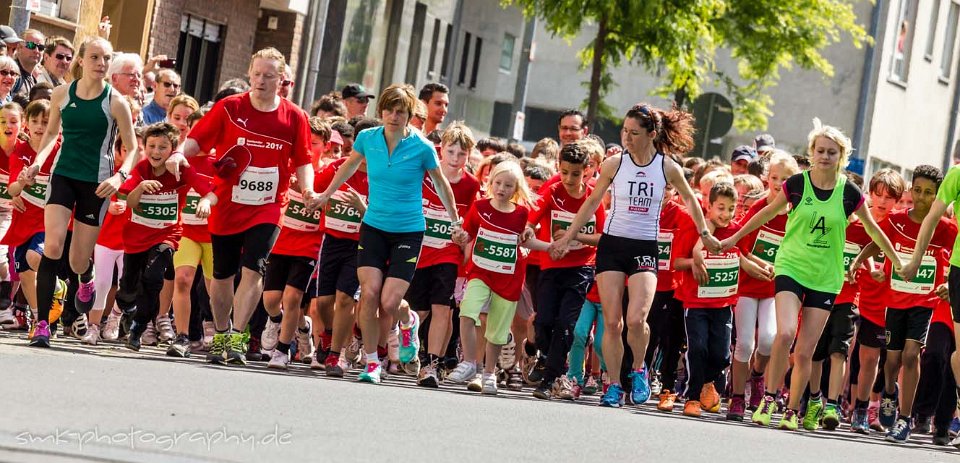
[808,213,831,246]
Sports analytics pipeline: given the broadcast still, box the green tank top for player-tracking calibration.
[775,171,849,294]
[54,81,117,183]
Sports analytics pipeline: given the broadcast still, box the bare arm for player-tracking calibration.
[665,158,720,253]
[855,203,901,271]
[316,151,364,208]
[427,166,461,225]
[550,156,615,258]
[721,190,788,250]
[24,86,66,179]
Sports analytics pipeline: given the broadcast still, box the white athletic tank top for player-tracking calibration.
[603,151,667,240]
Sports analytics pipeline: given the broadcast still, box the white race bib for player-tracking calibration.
[21,174,49,208]
[282,190,323,232]
[181,189,207,226]
[0,173,10,208]
[423,206,453,248]
[472,226,519,274]
[325,189,365,234]
[697,252,740,298]
[131,193,179,229]
[889,251,938,295]
[657,231,673,271]
[232,166,279,205]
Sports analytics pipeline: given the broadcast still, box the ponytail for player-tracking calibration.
[625,103,696,156]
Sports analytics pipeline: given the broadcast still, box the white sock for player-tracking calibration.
[366,352,379,365]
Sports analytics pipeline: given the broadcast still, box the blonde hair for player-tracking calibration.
[440,120,475,151]
[70,38,112,82]
[700,169,734,192]
[249,47,286,73]
[767,149,800,177]
[167,94,199,116]
[807,118,852,173]
[486,160,533,207]
[413,99,427,121]
[376,83,418,118]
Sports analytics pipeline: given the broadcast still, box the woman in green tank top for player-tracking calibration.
[17,38,140,348]
[721,120,900,431]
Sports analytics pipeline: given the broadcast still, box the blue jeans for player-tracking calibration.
[567,299,606,384]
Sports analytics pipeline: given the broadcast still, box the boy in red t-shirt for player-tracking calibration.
[118,123,215,351]
[674,183,745,418]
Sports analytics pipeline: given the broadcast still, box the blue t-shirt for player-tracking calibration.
[141,99,166,125]
[353,126,440,232]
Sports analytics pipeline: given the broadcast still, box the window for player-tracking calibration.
[500,33,516,71]
[925,0,941,59]
[469,37,482,88]
[457,32,471,85]
[405,3,428,85]
[440,24,453,80]
[890,0,918,83]
[867,157,902,180]
[427,18,441,79]
[942,1,960,79]
[176,15,223,104]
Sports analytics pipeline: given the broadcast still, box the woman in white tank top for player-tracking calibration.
[550,103,720,407]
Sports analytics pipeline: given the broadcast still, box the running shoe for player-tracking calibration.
[528,356,546,385]
[225,332,248,365]
[554,376,576,400]
[467,374,483,392]
[447,361,478,384]
[952,434,960,449]
[358,362,382,384]
[600,383,625,408]
[630,367,651,404]
[398,311,420,363]
[102,310,121,341]
[803,398,824,431]
[912,415,931,435]
[683,400,702,418]
[267,349,290,370]
[747,375,765,411]
[125,329,142,352]
[933,428,951,446]
[879,385,899,428]
[850,407,869,434]
[822,403,841,431]
[81,324,101,345]
[29,320,50,347]
[70,314,88,340]
[533,380,553,400]
[650,374,662,397]
[345,335,362,366]
[778,409,799,431]
[141,322,158,346]
[324,354,344,377]
[262,318,281,351]
[950,417,960,437]
[202,321,215,350]
[155,315,175,343]
[658,390,678,413]
[246,337,266,362]
[699,382,720,413]
[5,308,28,331]
[402,356,421,376]
[481,372,498,395]
[498,332,516,370]
[166,333,191,358]
[569,377,583,400]
[417,358,440,388]
[886,417,911,443]
[296,321,313,362]
[75,275,96,314]
[506,368,524,391]
[0,307,15,327]
[752,395,776,426]
[726,396,745,421]
[310,355,323,370]
[583,375,599,396]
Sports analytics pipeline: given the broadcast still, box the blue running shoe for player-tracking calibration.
[886,417,911,443]
[879,384,899,428]
[630,368,651,404]
[398,311,420,364]
[601,383,625,408]
[950,417,960,437]
[850,408,869,434]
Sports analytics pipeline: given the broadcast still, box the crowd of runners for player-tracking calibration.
[2,25,960,450]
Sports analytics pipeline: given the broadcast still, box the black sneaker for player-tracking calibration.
[913,415,932,434]
[246,336,265,362]
[934,428,951,445]
[533,380,552,400]
[126,332,142,352]
[166,334,191,358]
[528,356,546,384]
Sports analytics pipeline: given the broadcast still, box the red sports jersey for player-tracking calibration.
[931,296,955,330]
[657,200,690,292]
[836,220,871,306]
[180,155,215,243]
[850,219,889,325]
[119,160,212,254]
[419,170,480,268]
[735,196,788,299]
[527,182,605,270]
[881,211,956,310]
[317,158,369,241]
[463,198,529,301]
[3,140,57,247]
[272,173,326,259]
[675,220,744,308]
[187,93,312,236]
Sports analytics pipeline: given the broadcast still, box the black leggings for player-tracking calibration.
[644,290,686,391]
[914,322,957,429]
[116,244,174,333]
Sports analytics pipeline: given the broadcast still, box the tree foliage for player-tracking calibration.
[503,0,869,130]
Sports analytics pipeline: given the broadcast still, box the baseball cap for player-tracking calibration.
[0,25,21,44]
[731,145,757,163]
[341,84,374,100]
[754,133,775,151]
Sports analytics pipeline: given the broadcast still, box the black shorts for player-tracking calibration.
[264,253,318,293]
[13,232,44,273]
[885,306,934,350]
[302,278,319,306]
[357,222,423,283]
[317,234,359,297]
[949,265,960,321]
[210,223,280,279]
[857,317,887,349]
[405,263,457,310]
[595,234,657,276]
[812,302,857,361]
[47,174,109,226]
[774,275,836,311]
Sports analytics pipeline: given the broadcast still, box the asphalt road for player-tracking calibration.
[0,331,957,463]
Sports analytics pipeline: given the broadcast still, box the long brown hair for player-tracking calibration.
[69,38,112,82]
[625,103,696,156]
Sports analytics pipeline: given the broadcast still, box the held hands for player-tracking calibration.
[717,236,735,253]
[451,228,470,246]
[195,198,212,219]
[108,200,126,215]
[935,283,950,302]
[548,235,571,261]
[702,233,722,254]
[898,259,920,282]
[95,173,124,198]
[19,165,39,186]
[692,251,709,286]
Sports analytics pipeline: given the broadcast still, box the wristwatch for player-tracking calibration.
[118,169,129,181]
[700,229,710,237]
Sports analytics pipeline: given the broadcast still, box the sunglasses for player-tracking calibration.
[160,81,181,90]
[281,79,294,87]
[54,53,72,62]
[0,70,19,78]
[23,41,44,52]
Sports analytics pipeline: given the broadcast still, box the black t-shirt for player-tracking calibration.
[783,172,863,217]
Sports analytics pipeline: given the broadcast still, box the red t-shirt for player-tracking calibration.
[119,160,212,254]
[850,219,889,325]
[528,182,605,270]
[931,296,955,330]
[180,155,215,243]
[419,170,480,268]
[675,220,744,308]
[463,198,529,301]
[586,280,600,303]
[836,221,871,306]
[657,200,690,292]
[187,93,312,236]
[97,200,128,251]
[735,197,788,299]
[317,158,369,241]
[881,211,956,310]
[3,140,57,247]
[272,173,326,259]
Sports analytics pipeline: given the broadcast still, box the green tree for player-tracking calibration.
[503,0,869,130]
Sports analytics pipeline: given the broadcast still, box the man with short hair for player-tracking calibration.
[142,69,181,124]
[557,109,587,147]
[418,82,449,140]
[279,64,294,100]
[37,36,73,87]
[12,29,45,101]
[108,53,145,126]
[341,83,374,118]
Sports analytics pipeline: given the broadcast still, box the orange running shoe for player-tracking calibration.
[700,382,721,413]
[657,390,677,412]
[683,400,703,418]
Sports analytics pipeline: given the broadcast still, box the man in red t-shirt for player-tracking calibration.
[166,48,316,365]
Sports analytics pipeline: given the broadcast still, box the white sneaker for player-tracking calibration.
[295,318,313,360]
[447,361,477,384]
[202,321,215,349]
[498,332,516,370]
[70,314,88,339]
[155,315,175,343]
[141,322,158,346]
[262,318,281,351]
[81,324,101,345]
[267,349,290,370]
[951,433,960,449]
[310,354,323,370]
[482,372,498,395]
[0,307,15,326]
[467,374,483,392]
[102,310,121,341]
[387,326,400,363]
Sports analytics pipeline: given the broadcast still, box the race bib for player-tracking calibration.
[842,241,862,271]
[698,252,739,298]
[657,231,673,271]
[282,190,322,232]
[131,193,179,229]
[181,189,207,226]
[232,166,279,205]
[752,228,783,264]
[550,210,595,250]
[472,226,519,274]
[0,173,10,207]
[890,251,937,295]
[325,189,364,234]
[21,174,49,208]
[423,207,453,248]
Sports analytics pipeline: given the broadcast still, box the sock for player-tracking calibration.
[216,329,230,334]
[751,369,764,378]
[524,341,537,357]
[855,399,869,410]
[733,393,745,399]
[883,388,896,398]
[269,313,282,323]
[319,329,332,351]
[869,399,880,408]
[35,255,58,323]
[327,350,340,361]
[277,341,290,354]
[79,258,94,283]
[827,398,839,406]
[764,391,776,399]
[810,390,822,401]
[366,351,379,365]
[376,344,387,359]
[427,353,441,364]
